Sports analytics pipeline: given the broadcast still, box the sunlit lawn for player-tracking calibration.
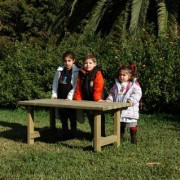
[0,109,179,179]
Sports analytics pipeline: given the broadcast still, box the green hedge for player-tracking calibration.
[0,34,179,113]
[0,42,59,108]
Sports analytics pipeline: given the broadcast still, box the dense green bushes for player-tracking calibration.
[0,42,59,108]
[0,34,179,113]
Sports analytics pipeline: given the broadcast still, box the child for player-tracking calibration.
[106,64,142,144]
[73,53,105,138]
[51,50,80,136]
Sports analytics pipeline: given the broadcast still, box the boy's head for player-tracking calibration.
[62,51,76,70]
[83,53,97,71]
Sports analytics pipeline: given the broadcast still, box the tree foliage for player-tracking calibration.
[1,0,180,44]
[0,1,180,113]
[0,0,63,43]
[50,0,180,42]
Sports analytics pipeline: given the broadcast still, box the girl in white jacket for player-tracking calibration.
[106,64,142,144]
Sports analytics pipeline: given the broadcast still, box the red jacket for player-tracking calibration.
[73,68,104,101]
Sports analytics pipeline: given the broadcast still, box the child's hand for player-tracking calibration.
[105,99,111,102]
[51,97,57,100]
[98,99,104,102]
[127,100,133,106]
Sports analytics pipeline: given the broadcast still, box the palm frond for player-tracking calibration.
[66,0,98,32]
[158,1,168,36]
[50,0,98,42]
[110,0,131,39]
[85,0,129,36]
[158,0,178,37]
[129,0,150,36]
[84,0,108,33]
[49,0,74,34]
[69,0,78,17]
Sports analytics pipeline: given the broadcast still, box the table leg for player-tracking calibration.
[93,112,101,152]
[114,109,121,147]
[27,106,34,145]
[50,107,56,129]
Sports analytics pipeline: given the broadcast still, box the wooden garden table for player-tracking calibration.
[18,99,129,152]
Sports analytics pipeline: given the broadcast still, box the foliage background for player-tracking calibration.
[0,0,180,114]
[0,33,179,114]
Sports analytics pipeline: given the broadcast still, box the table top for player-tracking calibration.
[18,99,130,111]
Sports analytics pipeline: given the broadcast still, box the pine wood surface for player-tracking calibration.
[18,99,130,111]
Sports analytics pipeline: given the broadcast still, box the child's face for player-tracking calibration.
[118,70,131,83]
[64,56,75,70]
[83,58,96,71]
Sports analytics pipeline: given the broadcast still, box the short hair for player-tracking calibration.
[62,51,75,60]
[83,53,97,63]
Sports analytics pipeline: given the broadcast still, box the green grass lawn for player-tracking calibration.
[0,109,179,179]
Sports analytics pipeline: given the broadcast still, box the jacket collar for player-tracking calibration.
[57,64,80,72]
[115,78,137,84]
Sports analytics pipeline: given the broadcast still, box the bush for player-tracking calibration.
[0,42,60,108]
[0,34,179,113]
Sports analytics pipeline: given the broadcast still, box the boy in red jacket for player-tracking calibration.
[74,53,105,138]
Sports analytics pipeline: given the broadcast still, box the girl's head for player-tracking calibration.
[117,64,137,83]
[62,51,76,70]
[83,53,97,71]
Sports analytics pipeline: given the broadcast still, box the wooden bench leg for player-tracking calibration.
[27,106,34,145]
[93,112,101,152]
[50,107,56,129]
[114,109,121,147]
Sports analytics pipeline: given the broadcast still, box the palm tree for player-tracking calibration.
[157,0,178,38]
[50,0,179,41]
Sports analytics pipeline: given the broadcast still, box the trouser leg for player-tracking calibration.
[120,122,126,142]
[101,113,106,137]
[59,109,68,132]
[87,112,94,136]
[61,118,68,131]
[69,110,77,132]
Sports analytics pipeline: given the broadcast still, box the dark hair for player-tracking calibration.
[117,64,138,80]
[62,51,76,60]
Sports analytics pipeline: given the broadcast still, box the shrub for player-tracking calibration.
[0,42,59,108]
[0,34,179,113]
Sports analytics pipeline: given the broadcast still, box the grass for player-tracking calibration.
[0,109,179,179]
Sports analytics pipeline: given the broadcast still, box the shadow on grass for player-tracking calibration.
[163,114,180,123]
[0,120,90,139]
[38,129,93,142]
[59,141,94,152]
[0,120,27,143]
[0,119,94,151]
[0,113,179,153]
[37,129,95,151]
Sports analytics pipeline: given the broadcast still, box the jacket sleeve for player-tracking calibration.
[127,84,142,105]
[106,84,117,102]
[93,71,104,101]
[51,71,60,98]
[73,75,83,100]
